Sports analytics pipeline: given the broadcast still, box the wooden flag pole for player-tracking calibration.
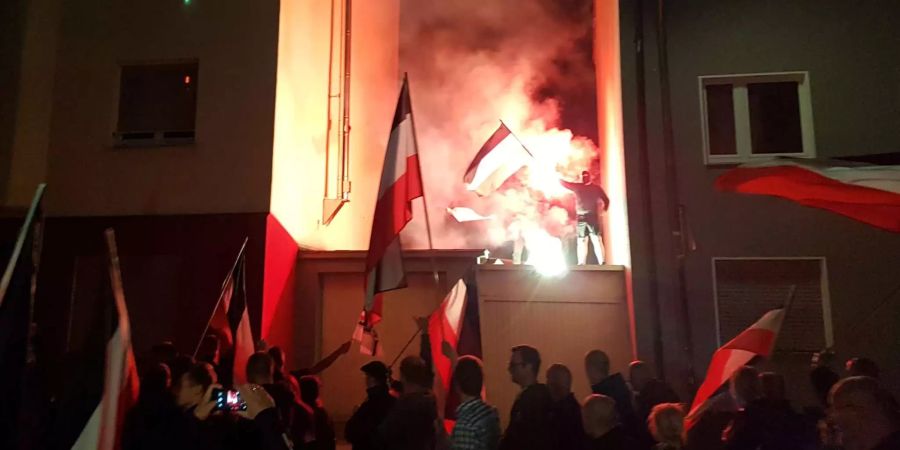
[192,237,249,358]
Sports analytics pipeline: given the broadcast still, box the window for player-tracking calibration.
[712,257,832,351]
[114,61,198,147]
[700,72,815,165]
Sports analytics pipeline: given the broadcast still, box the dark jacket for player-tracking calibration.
[723,399,814,450]
[591,374,637,434]
[308,404,336,450]
[264,382,314,448]
[499,383,553,450]
[583,425,639,450]
[122,392,189,450]
[345,385,397,450]
[379,390,439,450]
[634,379,679,423]
[549,393,585,450]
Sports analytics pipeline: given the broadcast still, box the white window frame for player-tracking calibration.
[711,256,833,349]
[699,72,816,165]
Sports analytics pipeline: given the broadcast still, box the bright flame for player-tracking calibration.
[523,228,568,277]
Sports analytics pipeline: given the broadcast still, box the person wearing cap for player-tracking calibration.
[345,361,397,450]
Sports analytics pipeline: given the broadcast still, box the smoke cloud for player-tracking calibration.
[399,0,598,253]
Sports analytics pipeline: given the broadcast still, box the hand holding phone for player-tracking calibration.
[213,388,248,412]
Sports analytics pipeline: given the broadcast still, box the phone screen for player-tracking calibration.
[213,388,248,412]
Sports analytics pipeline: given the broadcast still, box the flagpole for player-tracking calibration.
[192,237,249,358]
[404,74,444,306]
[499,119,535,159]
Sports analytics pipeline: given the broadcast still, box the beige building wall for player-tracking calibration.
[271,0,401,250]
[37,0,278,216]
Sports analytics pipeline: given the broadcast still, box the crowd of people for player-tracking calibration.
[122,328,899,450]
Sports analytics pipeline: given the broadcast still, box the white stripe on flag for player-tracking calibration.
[378,115,416,198]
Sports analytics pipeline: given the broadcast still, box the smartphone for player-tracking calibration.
[212,388,248,412]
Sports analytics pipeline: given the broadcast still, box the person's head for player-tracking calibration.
[810,366,840,407]
[176,362,216,408]
[453,356,485,399]
[584,350,611,385]
[508,345,541,387]
[648,403,685,447]
[170,354,195,393]
[582,394,618,437]
[759,371,786,402]
[246,351,275,385]
[399,355,432,392]
[846,357,880,379]
[361,361,391,389]
[267,346,286,373]
[149,341,178,367]
[299,375,322,406]
[139,363,172,400]
[629,360,652,392]
[829,376,900,449]
[729,366,761,406]
[197,334,220,365]
[546,364,573,402]
[581,170,592,184]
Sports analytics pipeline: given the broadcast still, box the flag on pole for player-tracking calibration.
[52,229,140,450]
[204,240,254,387]
[353,75,424,355]
[685,307,786,430]
[0,184,45,450]
[464,121,532,196]
[427,275,483,430]
[715,158,900,232]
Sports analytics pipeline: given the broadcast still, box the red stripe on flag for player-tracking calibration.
[365,153,423,277]
[716,165,900,232]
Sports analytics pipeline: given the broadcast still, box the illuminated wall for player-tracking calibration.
[41,0,278,216]
[271,0,400,250]
[595,0,635,354]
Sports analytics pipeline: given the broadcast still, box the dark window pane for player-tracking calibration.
[748,81,802,154]
[117,62,198,132]
[705,84,737,156]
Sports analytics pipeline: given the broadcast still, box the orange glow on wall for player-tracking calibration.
[270,0,399,251]
[595,0,635,355]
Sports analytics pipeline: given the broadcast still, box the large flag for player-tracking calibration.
[428,273,483,429]
[464,121,532,196]
[685,307,786,430]
[52,229,140,450]
[715,158,900,232]
[353,75,424,355]
[0,184,45,450]
[200,239,254,387]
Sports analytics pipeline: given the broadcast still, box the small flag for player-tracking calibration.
[715,158,900,232]
[464,122,532,196]
[354,75,424,355]
[447,207,494,223]
[685,307,786,430]
[428,273,483,430]
[202,239,254,386]
[51,229,140,450]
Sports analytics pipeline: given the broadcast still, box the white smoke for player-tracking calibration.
[399,0,598,254]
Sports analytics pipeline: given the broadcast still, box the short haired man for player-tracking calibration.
[449,356,501,450]
[585,350,636,435]
[379,356,440,450]
[546,364,585,450]
[829,376,900,450]
[499,345,552,450]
